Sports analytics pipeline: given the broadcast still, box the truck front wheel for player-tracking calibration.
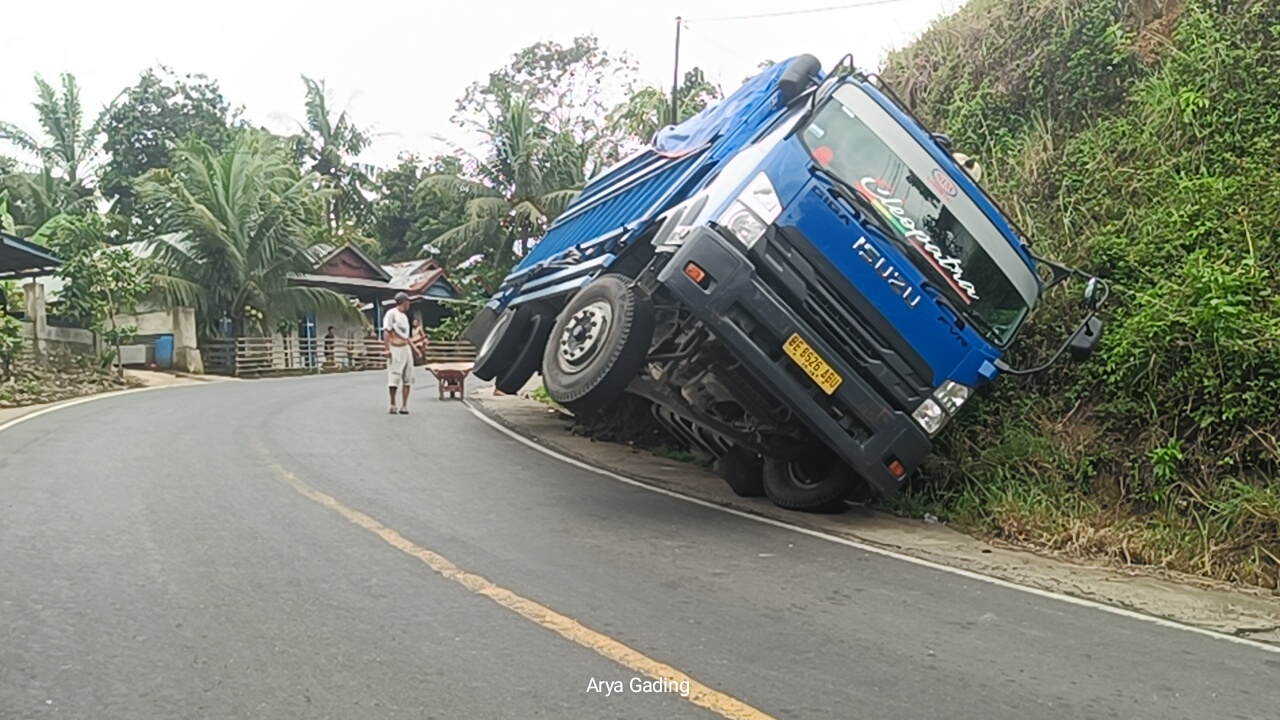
[541,274,655,416]
[761,448,854,513]
[714,446,765,497]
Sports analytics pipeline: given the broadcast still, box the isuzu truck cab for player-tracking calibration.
[464,54,1108,512]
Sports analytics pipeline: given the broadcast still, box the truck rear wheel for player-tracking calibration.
[541,274,655,416]
[714,446,765,498]
[761,447,853,513]
[494,313,553,394]
[472,304,535,381]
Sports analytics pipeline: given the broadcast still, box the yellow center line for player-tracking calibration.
[257,447,776,720]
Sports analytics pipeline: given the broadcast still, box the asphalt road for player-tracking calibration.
[1,373,1277,720]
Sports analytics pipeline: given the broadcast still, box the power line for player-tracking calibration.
[680,23,757,65]
[687,0,923,24]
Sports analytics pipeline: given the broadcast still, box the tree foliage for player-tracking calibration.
[45,213,150,373]
[421,93,583,273]
[0,302,23,382]
[100,65,243,220]
[606,67,722,147]
[293,76,377,239]
[136,130,355,336]
[0,73,115,193]
[372,153,468,262]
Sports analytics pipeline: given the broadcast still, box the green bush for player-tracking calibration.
[0,304,23,381]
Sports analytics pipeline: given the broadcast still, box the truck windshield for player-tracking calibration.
[799,82,1038,346]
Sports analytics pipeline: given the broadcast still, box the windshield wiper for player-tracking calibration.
[814,166,900,243]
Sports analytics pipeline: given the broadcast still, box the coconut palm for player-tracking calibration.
[605,68,722,147]
[135,129,355,336]
[419,93,584,272]
[293,76,377,238]
[0,73,115,194]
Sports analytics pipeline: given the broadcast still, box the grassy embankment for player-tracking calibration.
[880,0,1280,589]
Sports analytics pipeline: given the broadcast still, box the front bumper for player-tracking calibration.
[656,226,932,498]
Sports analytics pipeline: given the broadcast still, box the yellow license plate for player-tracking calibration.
[783,333,843,395]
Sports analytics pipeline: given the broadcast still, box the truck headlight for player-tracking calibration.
[717,172,781,250]
[933,380,973,415]
[912,399,946,435]
[721,205,768,248]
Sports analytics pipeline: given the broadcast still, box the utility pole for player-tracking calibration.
[671,17,682,126]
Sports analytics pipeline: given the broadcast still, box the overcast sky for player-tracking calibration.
[4,0,964,169]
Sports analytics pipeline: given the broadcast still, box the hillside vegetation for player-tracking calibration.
[880,0,1280,588]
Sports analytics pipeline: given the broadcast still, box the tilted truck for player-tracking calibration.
[463,54,1109,513]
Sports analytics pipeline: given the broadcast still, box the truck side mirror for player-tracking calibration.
[1083,277,1101,311]
[1068,316,1103,362]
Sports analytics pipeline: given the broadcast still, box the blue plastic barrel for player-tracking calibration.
[155,335,175,369]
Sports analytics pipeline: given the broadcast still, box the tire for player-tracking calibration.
[494,313,552,395]
[761,447,855,513]
[778,54,821,104]
[472,304,535,381]
[541,274,655,416]
[714,446,765,498]
[846,480,877,506]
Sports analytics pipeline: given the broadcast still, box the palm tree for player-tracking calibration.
[606,68,722,146]
[0,73,116,195]
[135,129,355,336]
[293,76,377,238]
[419,93,584,273]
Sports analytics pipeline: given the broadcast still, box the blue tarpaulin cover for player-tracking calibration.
[651,58,799,156]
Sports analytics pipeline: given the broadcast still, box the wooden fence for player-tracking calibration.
[200,337,477,377]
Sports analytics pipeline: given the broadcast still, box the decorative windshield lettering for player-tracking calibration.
[855,177,980,303]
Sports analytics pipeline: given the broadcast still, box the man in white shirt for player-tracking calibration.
[383,292,415,414]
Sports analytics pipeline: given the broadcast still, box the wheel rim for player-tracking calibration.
[784,453,840,489]
[557,300,613,373]
[785,459,823,488]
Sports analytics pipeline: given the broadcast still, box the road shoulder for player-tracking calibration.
[0,369,226,429]
[465,380,1280,646]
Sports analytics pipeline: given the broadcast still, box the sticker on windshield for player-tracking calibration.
[806,124,826,138]
[855,177,980,303]
[928,168,959,201]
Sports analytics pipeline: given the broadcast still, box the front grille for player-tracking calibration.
[769,228,933,411]
[727,303,871,441]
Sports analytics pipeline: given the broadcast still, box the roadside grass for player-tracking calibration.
[529,383,569,414]
[653,443,711,467]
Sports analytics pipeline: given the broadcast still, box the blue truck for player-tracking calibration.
[463,54,1108,513]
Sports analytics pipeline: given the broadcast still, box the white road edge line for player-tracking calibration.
[0,382,208,435]
[463,401,1280,656]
